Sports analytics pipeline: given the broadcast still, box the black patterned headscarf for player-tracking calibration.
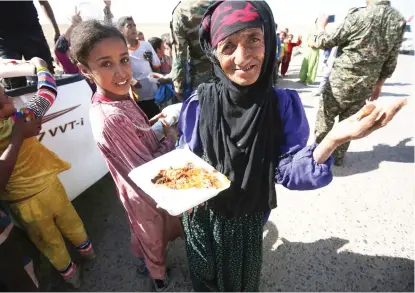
[197,1,283,218]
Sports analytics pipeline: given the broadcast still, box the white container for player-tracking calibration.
[0,60,35,78]
[128,149,230,216]
[161,103,183,126]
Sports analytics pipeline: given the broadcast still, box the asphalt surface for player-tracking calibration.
[34,53,414,292]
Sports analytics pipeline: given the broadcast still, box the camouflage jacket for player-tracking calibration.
[315,1,406,99]
[170,0,215,100]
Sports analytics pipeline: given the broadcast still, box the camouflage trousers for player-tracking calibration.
[314,82,366,160]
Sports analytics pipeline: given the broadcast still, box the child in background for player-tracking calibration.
[54,10,96,93]
[299,21,320,85]
[54,10,82,74]
[280,33,302,77]
[71,20,183,292]
[148,37,172,75]
[160,33,173,70]
[0,57,94,289]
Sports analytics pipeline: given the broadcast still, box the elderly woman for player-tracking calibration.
[177,1,405,292]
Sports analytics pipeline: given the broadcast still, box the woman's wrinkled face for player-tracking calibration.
[216,27,265,86]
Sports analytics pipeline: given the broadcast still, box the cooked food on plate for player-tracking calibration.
[151,162,227,190]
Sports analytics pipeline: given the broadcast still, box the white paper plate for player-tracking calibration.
[128,149,230,216]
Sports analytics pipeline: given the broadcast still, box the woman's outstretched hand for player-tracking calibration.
[313,98,406,164]
[331,98,406,143]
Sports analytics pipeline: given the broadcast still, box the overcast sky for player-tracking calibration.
[36,0,414,27]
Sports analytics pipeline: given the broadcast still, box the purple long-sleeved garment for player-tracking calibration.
[178,88,334,192]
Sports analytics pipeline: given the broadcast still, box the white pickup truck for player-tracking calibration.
[8,75,108,201]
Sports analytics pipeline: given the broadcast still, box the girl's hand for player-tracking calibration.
[148,112,165,126]
[329,98,406,144]
[162,123,178,142]
[12,115,42,140]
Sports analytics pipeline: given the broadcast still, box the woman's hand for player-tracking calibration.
[330,98,406,143]
[313,98,406,164]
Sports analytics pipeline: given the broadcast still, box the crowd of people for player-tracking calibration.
[0,0,408,292]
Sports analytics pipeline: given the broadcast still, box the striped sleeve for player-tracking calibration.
[24,69,58,118]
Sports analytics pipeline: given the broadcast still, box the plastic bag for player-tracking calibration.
[155,83,176,105]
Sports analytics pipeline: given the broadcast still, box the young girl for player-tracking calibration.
[280,33,302,77]
[0,58,94,288]
[70,20,183,292]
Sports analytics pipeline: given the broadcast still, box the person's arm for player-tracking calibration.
[276,90,406,190]
[275,89,333,190]
[177,92,203,155]
[293,37,302,47]
[38,0,60,42]
[54,38,78,74]
[379,25,406,82]
[149,44,161,73]
[102,114,174,171]
[54,14,76,54]
[171,12,188,102]
[24,58,58,118]
[367,20,405,102]
[314,11,357,50]
[103,1,114,25]
[61,9,82,43]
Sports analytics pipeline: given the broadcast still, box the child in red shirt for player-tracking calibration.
[280,34,302,77]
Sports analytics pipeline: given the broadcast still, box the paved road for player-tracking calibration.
[40,54,414,292]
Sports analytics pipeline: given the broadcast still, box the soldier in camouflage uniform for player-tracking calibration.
[314,0,406,166]
[170,0,215,101]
